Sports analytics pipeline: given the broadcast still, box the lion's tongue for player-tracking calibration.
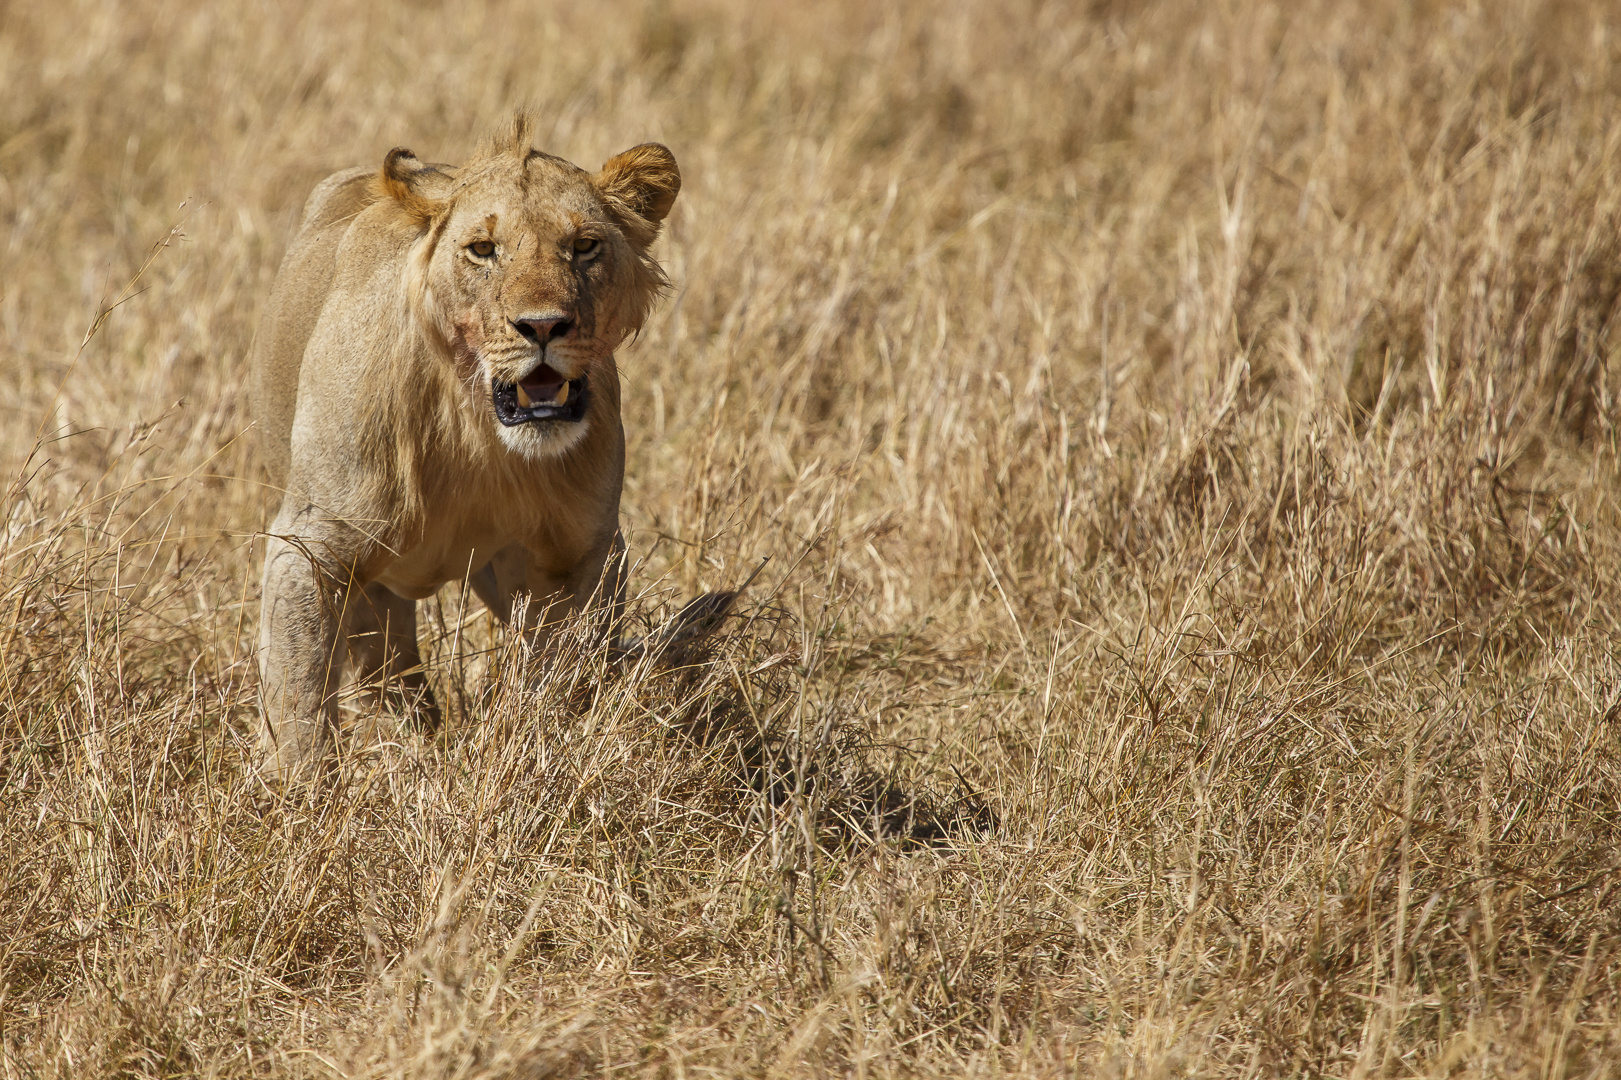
[516,366,567,408]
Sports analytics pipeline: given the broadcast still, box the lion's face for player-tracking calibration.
[385,141,679,461]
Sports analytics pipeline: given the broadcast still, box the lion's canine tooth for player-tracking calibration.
[555,381,570,406]
[516,384,533,408]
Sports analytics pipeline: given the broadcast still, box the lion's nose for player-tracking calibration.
[513,316,574,343]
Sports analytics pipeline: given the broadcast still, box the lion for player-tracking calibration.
[251,116,681,784]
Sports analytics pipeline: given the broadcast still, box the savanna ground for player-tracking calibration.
[4,0,1621,1075]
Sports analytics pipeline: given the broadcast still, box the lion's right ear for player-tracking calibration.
[376,148,446,226]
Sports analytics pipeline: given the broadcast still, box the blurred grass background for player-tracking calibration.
[4,0,1621,1075]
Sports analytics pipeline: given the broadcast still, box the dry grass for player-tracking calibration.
[4,0,1621,1074]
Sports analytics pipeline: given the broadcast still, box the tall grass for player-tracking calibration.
[3,0,1621,1074]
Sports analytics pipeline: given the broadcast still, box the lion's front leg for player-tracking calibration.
[346,581,443,735]
[468,535,625,656]
[257,533,350,786]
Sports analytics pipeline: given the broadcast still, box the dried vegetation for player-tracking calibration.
[4,0,1621,1075]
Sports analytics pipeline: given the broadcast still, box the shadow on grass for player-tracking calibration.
[623,598,997,850]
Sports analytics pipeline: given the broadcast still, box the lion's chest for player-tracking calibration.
[369,513,559,601]
[365,477,608,601]
[371,526,509,600]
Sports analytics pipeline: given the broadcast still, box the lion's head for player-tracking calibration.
[376,117,680,462]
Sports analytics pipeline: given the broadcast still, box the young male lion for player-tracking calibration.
[251,116,680,785]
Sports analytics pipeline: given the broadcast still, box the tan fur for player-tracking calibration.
[251,118,680,784]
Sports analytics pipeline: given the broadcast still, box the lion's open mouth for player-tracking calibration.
[491,365,588,426]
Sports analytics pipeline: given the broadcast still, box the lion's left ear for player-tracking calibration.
[377,147,450,227]
[593,143,681,248]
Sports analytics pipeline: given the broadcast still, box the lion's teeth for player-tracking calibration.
[516,384,533,408]
[555,381,570,406]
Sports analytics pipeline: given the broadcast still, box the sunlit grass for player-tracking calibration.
[3,0,1621,1075]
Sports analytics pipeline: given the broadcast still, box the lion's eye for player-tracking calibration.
[468,240,496,259]
[572,237,600,258]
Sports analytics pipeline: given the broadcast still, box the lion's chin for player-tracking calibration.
[495,417,591,461]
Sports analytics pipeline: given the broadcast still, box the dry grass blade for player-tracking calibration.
[4,0,1621,1076]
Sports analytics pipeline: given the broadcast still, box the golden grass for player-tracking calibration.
[4,0,1621,1074]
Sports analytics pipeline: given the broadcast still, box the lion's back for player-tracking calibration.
[250,167,379,491]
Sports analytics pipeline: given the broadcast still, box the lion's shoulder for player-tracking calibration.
[297,167,375,233]
[298,162,459,235]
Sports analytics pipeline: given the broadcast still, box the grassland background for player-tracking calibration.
[4,0,1621,1075]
